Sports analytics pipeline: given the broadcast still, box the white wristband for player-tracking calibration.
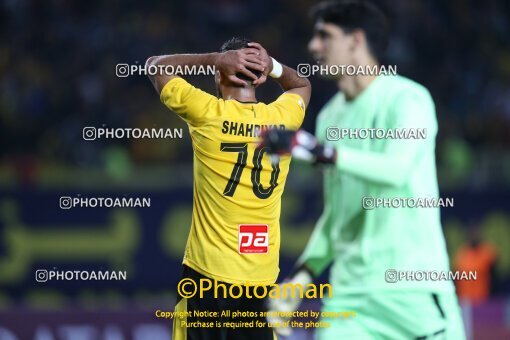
[270,57,283,78]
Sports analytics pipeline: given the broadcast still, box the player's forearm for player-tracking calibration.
[296,209,335,276]
[298,255,334,278]
[333,88,439,187]
[335,145,422,187]
[146,53,218,91]
[334,100,437,187]
[147,53,219,70]
[272,64,311,92]
[291,263,316,279]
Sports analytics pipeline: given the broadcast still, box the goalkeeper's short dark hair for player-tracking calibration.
[220,37,262,83]
[310,0,389,62]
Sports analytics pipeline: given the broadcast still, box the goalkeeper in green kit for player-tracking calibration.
[261,1,466,339]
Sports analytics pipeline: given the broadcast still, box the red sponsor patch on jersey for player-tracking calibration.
[238,224,268,254]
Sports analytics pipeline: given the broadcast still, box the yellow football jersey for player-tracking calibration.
[161,77,305,285]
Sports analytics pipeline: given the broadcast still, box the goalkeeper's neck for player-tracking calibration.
[337,57,379,101]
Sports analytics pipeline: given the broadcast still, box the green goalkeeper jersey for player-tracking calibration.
[298,74,454,294]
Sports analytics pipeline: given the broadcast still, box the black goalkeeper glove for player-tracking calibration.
[266,268,313,336]
[260,129,337,165]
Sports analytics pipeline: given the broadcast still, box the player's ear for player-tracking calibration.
[215,70,221,85]
[215,71,223,98]
[350,29,365,52]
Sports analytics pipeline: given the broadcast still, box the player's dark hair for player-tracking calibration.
[310,0,389,61]
[220,37,262,83]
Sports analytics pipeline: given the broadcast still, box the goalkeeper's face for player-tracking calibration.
[308,21,357,79]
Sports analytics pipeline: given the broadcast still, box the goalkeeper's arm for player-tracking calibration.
[267,204,334,336]
[261,88,437,187]
[260,129,337,165]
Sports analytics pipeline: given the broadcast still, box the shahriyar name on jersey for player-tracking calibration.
[222,120,285,137]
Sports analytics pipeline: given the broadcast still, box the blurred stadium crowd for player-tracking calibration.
[1,0,509,189]
[1,3,510,339]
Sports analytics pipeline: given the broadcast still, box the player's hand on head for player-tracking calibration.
[217,48,266,86]
[247,42,271,86]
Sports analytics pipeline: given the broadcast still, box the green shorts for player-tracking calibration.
[316,291,465,340]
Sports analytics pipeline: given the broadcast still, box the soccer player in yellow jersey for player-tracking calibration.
[147,38,311,339]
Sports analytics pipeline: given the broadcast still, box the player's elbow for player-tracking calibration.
[145,56,162,90]
[297,77,312,97]
[146,56,164,81]
[292,78,312,108]
[146,56,159,68]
